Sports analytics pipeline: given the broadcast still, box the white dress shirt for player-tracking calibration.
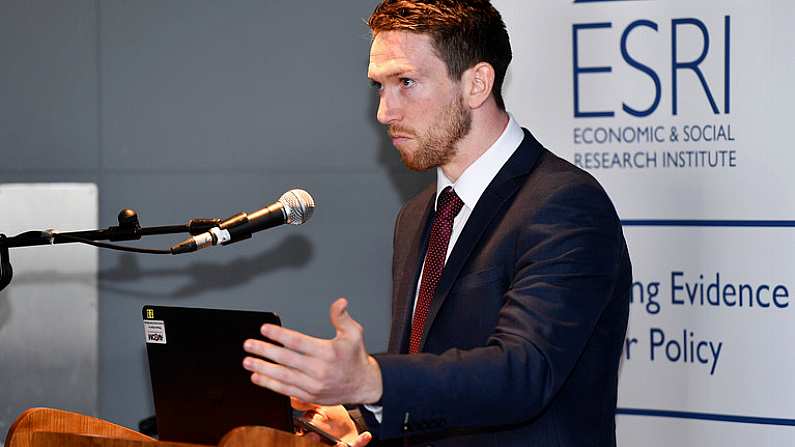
[365,114,525,422]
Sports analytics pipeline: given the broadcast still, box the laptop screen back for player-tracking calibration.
[143,305,293,445]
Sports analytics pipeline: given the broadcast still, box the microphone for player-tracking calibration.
[171,189,315,254]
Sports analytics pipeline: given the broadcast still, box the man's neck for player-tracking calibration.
[441,111,510,182]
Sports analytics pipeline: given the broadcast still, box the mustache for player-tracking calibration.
[387,125,416,138]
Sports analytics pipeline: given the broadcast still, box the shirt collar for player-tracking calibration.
[435,114,524,210]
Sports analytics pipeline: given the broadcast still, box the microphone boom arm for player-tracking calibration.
[0,188,315,290]
[0,209,222,292]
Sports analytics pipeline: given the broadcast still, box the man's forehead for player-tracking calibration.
[368,31,439,78]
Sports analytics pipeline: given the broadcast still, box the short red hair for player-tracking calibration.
[368,0,513,110]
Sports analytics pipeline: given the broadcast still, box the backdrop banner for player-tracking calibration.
[494,0,794,444]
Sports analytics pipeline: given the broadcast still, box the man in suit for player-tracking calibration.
[243,1,632,446]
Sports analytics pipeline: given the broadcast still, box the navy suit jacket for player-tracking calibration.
[362,130,632,446]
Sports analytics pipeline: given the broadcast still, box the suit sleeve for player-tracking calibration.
[366,180,628,440]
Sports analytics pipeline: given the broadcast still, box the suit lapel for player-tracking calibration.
[419,130,545,349]
[389,186,435,353]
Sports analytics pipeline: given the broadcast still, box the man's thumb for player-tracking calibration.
[329,297,353,332]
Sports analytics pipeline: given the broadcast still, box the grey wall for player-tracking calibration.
[0,0,432,430]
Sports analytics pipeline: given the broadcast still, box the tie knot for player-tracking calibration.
[436,187,464,221]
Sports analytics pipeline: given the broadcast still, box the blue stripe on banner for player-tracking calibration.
[617,408,795,426]
[621,220,795,228]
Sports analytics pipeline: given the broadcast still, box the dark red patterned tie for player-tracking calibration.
[409,187,464,354]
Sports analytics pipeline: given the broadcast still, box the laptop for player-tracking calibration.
[142,305,293,445]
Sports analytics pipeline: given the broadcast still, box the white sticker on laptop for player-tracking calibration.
[144,320,167,344]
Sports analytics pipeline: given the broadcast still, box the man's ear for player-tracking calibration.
[462,62,496,109]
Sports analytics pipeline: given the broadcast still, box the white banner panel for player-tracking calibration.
[0,184,98,440]
[494,0,795,444]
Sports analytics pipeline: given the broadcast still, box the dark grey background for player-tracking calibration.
[0,0,433,430]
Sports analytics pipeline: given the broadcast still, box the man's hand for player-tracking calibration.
[243,298,383,405]
[292,398,372,447]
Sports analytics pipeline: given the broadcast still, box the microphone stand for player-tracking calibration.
[0,208,221,293]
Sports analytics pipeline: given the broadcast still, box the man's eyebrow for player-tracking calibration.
[368,68,418,82]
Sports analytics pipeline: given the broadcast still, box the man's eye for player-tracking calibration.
[400,78,416,87]
[370,81,383,91]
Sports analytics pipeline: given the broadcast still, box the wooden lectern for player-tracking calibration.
[5,408,326,447]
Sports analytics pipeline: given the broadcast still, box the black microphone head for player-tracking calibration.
[278,189,315,225]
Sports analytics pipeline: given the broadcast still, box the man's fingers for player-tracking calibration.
[243,300,369,406]
[243,357,321,397]
[248,371,314,403]
[329,298,349,331]
[244,339,323,373]
[329,298,363,340]
[290,396,318,412]
[259,324,327,358]
[303,407,329,424]
[346,431,373,447]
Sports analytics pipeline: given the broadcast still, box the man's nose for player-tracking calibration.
[376,94,400,125]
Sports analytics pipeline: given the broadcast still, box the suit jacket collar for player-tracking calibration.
[392,129,546,353]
